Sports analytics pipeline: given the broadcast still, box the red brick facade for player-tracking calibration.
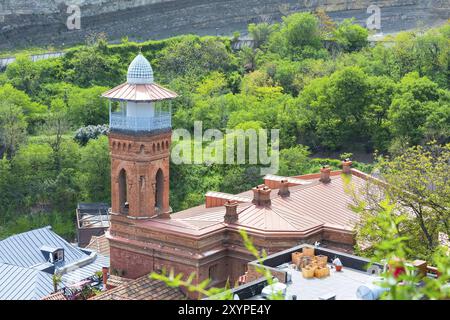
[109,131,171,218]
[107,129,359,299]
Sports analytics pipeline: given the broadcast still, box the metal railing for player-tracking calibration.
[110,111,171,132]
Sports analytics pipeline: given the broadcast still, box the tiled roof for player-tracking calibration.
[91,275,186,300]
[101,82,178,102]
[0,263,53,300]
[86,234,110,257]
[42,291,67,300]
[107,275,131,288]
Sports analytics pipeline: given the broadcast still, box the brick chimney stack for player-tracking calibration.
[278,179,290,198]
[342,159,353,174]
[102,266,109,290]
[319,166,331,184]
[252,184,272,206]
[224,200,239,224]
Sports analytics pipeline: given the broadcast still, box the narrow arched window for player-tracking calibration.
[118,169,128,214]
[155,169,164,212]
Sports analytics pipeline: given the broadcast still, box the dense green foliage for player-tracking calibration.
[351,193,449,300]
[354,143,450,260]
[0,13,448,240]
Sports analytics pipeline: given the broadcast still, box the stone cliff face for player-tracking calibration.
[0,0,448,49]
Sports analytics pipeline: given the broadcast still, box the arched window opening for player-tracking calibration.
[119,169,128,214]
[155,169,164,212]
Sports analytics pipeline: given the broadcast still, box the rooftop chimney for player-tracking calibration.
[278,179,290,198]
[224,200,239,224]
[102,266,109,290]
[342,159,353,174]
[319,166,331,184]
[252,184,271,206]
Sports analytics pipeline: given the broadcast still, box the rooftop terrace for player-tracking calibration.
[226,244,385,301]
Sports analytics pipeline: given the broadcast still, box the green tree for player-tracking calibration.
[63,41,122,88]
[248,22,277,48]
[388,93,431,146]
[5,55,39,95]
[354,143,450,259]
[300,67,370,150]
[281,13,322,50]
[0,101,28,158]
[0,84,46,132]
[278,145,311,176]
[77,136,111,202]
[6,55,63,96]
[12,143,54,208]
[333,19,369,52]
[156,36,237,83]
[67,86,109,126]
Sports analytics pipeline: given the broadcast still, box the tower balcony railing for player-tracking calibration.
[110,111,171,132]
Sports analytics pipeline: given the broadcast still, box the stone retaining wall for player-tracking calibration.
[0,0,448,49]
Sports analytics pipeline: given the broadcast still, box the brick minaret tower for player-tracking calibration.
[102,53,177,220]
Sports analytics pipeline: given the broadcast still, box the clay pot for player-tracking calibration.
[335,265,342,272]
[292,252,303,266]
[316,255,328,267]
[302,266,316,279]
[303,247,315,257]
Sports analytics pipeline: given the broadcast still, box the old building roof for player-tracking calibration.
[0,226,110,300]
[101,82,178,102]
[86,234,110,257]
[136,169,368,237]
[0,263,54,300]
[91,275,186,300]
[0,226,86,269]
[42,291,67,301]
[107,275,131,288]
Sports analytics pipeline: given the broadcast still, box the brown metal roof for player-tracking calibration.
[139,170,369,236]
[101,82,178,102]
[91,275,186,300]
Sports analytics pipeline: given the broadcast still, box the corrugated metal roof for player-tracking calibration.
[0,227,110,300]
[0,263,53,300]
[61,253,109,286]
[101,82,178,102]
[0,226,85,268]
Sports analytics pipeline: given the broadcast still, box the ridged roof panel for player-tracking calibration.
[102,82,178,102]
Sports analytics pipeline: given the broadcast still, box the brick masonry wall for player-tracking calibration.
[110,131,171,218]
